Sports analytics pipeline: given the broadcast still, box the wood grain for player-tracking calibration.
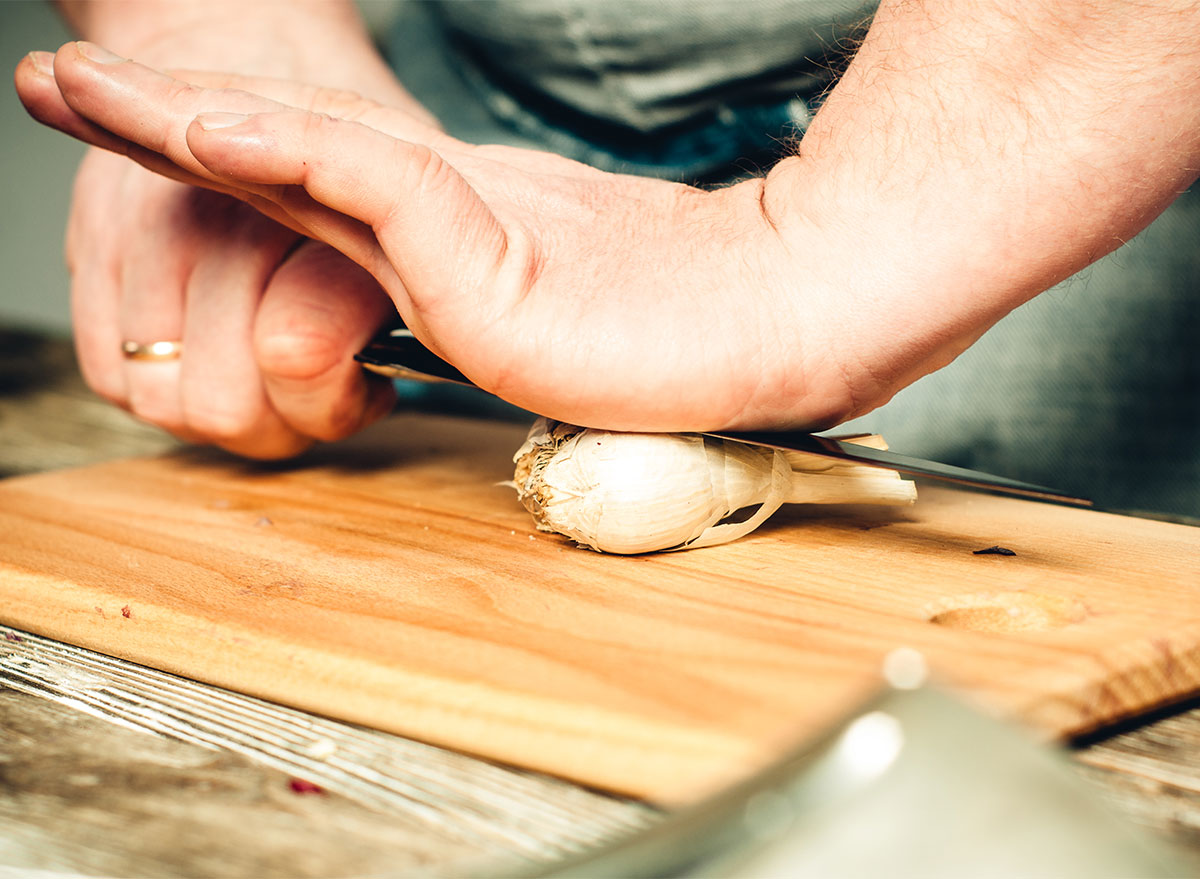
[1,413,1198,804]
[1073,705,1200,873]
[0,624,655,877]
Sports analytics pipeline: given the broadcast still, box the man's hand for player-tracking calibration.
[18,43,859,432]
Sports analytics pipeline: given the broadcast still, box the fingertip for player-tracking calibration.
[193,112,251,132]
[254,320,347,383]
[185,113,276,181]
[48,41,104,105]
[73,42,125,65]
[15,51,58,106]
[50,41,148,106]
[52,40,88,74]
[19,51,54,78]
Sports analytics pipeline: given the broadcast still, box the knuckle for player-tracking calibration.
[126,394,187,436]
[303,407,360,444]
[163,78,202,107]
[310,388,379,442]
[375,142,458,236]
[183,400,256,444]
[307,86,370,120]
[406,143,453,194]
[219,432,313,462]
[300,110,341,141]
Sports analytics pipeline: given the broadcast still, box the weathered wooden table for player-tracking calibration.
[2,328,1198,876]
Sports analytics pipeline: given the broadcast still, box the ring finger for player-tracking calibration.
[118,175,197,437]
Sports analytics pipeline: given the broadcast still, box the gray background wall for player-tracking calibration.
[1,0,81,333]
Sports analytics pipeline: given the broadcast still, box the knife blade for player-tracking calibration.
[705,430,1089,505]
[356,326,1092,507]
[357,326,473,386]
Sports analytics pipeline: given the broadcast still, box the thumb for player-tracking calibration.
[186,110,512,325]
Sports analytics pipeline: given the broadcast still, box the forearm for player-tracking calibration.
[764,0,1200,392]
[54,0,432,116]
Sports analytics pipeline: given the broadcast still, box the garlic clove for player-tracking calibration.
[514,420,782,554]
[680,444,792,550]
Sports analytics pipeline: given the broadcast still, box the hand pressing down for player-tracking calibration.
[18,42,885,437]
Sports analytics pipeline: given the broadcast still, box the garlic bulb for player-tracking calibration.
[512,419,916,554]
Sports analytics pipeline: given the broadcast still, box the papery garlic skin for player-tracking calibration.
[513,419,793,554]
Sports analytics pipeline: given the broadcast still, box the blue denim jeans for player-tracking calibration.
[384,3,1200,517]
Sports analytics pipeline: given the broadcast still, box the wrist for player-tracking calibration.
[58,0,431,118]
[693,172,863,430]
[61,1,342,61]
[753,155,987,427]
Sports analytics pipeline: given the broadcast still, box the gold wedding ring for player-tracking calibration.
[121,340,184,361]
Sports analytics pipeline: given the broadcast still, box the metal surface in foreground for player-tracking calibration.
[537,672,1178,879]
[356,327,1091,507]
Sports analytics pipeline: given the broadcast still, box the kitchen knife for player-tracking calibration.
[356,325,1092,507]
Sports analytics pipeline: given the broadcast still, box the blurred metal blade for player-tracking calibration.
[523,673,1179,879]
[356,327,473,386]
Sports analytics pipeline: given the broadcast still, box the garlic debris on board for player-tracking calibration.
[512,418,917,554]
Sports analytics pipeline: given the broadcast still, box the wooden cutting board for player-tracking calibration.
[1,413,1198,804]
